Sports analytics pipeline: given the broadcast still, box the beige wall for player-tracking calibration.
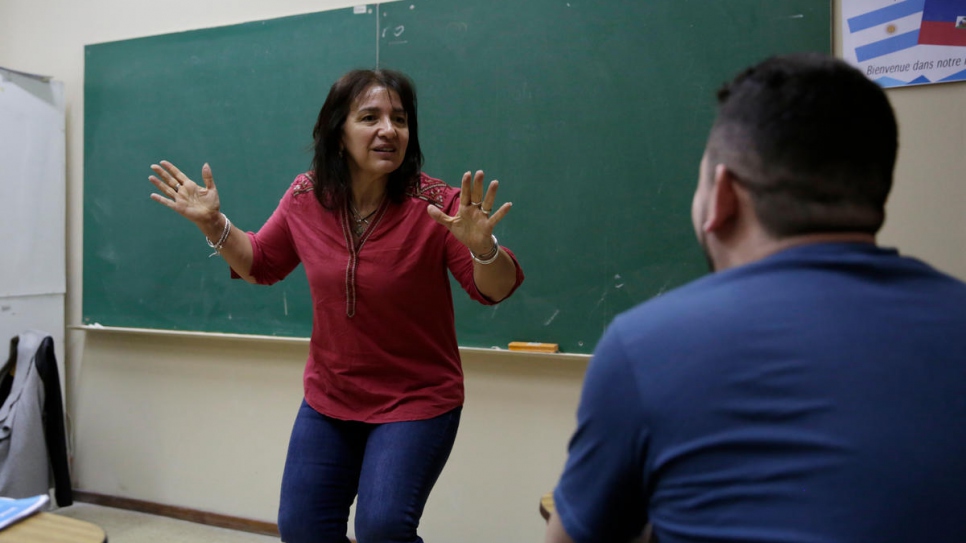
[1,0,964,542]
[72,330,585,541]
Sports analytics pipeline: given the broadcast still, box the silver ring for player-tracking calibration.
[481,208,491,216]
[173,184,179,192]
[470,201,482,207]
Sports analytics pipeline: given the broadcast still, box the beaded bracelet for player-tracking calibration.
[470,234,500,265]
[206,213,232,257]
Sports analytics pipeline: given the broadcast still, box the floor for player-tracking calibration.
[54,503,280,543]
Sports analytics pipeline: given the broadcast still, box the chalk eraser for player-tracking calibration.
[508,341,560,353]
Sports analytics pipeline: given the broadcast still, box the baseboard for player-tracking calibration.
[71,490,280,537]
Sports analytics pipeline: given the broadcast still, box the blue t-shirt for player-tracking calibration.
[554,243,966,543]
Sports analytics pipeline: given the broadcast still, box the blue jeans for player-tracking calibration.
[277,400,462,543]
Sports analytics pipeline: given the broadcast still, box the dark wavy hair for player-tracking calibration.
[706,53,898,237]
[310,69,424,210]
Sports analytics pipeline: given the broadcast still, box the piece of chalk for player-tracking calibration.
[508,341,560,353]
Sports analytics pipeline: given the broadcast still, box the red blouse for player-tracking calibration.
[243,172,524,423]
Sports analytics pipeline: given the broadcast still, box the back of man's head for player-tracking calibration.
[706,53,898,238]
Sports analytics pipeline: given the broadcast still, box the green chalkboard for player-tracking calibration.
[84,7,376,338]
[83,1,830,354]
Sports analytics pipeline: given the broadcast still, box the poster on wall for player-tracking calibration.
[841,0,966,87]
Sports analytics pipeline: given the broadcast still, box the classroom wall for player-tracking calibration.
[1,0,964,542]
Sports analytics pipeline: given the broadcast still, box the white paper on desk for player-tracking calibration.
[0,494,50,531]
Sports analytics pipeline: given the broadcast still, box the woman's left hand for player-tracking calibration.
[426,170,511,255]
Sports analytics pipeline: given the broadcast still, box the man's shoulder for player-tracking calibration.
[604,260,807,357]
[608,242,966,352]
[613,271,741,329]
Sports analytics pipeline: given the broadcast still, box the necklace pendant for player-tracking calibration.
[349,200,381,237]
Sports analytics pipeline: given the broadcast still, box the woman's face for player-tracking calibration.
[341,85,410,183]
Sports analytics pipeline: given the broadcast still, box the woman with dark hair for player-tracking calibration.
[148,69,524,543]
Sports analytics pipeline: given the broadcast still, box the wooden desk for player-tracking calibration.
[540,491,652,543]
[540,492,555,521]
[0,512,107,543]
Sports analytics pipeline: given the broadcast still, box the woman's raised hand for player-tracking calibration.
[148,160,221,225]
[427,170,512,256]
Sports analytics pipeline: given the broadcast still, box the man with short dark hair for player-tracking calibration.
[545,53,966,543]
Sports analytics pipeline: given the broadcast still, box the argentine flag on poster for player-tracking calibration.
[841,0,966,87]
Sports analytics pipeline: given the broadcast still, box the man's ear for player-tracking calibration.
[702,164,740,233]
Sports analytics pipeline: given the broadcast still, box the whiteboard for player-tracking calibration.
[0,67,66,298]
[0,67,66,377]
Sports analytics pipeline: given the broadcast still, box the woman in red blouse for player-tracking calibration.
[148,69,524,542]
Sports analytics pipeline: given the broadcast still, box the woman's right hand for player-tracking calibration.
[149,160,221,227]
[148,159,256,280]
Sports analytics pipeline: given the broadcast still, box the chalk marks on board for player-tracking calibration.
[382,25,406,39]
[380,5,413,47]
[544,309,560,326]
